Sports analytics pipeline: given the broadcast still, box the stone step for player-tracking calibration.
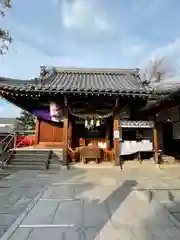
[51,157,63,161]
[52,154,63,158]
[12,155,49,160]
[0,171,10,179]
[11,161,46,166]
[10,150,51,155]
[12,156,62,162]
[7,164,46,170]
[12,153,49,157]
[12,157,46,162]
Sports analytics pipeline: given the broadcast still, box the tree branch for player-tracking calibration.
[0,0,12,55]
[140,56,176,83]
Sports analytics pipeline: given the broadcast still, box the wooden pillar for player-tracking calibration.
[71,117,77,148]
[35,117,40,145]
[106,119,110,149]
[68,115,72,148]
[153,126,158,164]
[113,114,120,165]
[63,105,69,166]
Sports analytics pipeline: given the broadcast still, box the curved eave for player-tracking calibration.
[0,86,152,97]
[0,77,37,85]
[141,91,179,113]
[0,77,38,92]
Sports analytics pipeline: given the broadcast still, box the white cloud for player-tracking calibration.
[150,38,180,61]
[142,38,180,73]
[61,0,111,33]
[139,38,180,82]
[122,43,146,58]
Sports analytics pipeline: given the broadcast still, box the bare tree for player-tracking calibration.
[0,0,12,55]
[140,57,176,83]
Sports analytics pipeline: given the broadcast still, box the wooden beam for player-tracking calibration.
[63,103,69,166]
[35,118,40,144]
[153,126,158,164]
[68,114,73,148]
[113,101,121,166]
[113,114,120,165]
[106,119,110,150]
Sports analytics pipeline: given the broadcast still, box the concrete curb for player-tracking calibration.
[0,188,45,240]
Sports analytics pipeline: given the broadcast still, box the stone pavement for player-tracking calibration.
[0,169,60,238]
[1,166,180,239]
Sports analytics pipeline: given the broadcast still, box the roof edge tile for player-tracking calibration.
[48,66,140,74]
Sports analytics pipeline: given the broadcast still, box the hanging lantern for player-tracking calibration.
[96,119,100,127]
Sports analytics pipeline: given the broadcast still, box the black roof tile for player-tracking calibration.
[0,67,168,96]
[38,68,144,93]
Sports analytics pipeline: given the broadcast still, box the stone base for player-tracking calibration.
[156,164,160,169]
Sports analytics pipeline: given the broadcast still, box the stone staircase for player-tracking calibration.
[7,149,62,170]
[0,169,11,179]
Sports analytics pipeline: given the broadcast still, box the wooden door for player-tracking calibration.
[53,125,63,142]
[39,120,63,143]
[39,121,54,142]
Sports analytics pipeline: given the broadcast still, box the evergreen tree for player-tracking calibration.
[16,110,36,130]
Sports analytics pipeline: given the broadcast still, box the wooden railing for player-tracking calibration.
[0,130,36,168]
[0,131,15,168]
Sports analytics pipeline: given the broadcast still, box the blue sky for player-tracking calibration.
[0,0,180,117]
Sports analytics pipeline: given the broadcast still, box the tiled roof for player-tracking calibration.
[141,81,180,111]
[0,77,37,90]
[35,67,148,94]
[0,67,169,96]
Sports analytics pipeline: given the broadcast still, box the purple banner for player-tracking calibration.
[32,109,51,121]
[32,105,63,122]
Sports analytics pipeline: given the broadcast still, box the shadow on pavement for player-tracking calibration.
[83,180,138,240]
[141,189,180,240]
[5,167,180,239]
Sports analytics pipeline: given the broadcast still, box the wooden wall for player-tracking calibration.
[36,119,63,144]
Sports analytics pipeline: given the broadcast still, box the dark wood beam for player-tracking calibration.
[35,118,40,144]
[62,97,69,167]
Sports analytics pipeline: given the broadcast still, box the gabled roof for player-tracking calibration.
[35,67,149,94]
[0,67,150,96]
[0,66,173,97]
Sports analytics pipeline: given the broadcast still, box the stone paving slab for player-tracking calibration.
[0,183,12,188]
[52,200,82,226]
[21,200,59,225]
[9,227,82,240]
[2,167,180,239]
[0,214,17,228]
[172,213,180,223]
[42,186,74,199]
[0,169,61,239]
[9,228,32,240]
[83,201,110,228]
